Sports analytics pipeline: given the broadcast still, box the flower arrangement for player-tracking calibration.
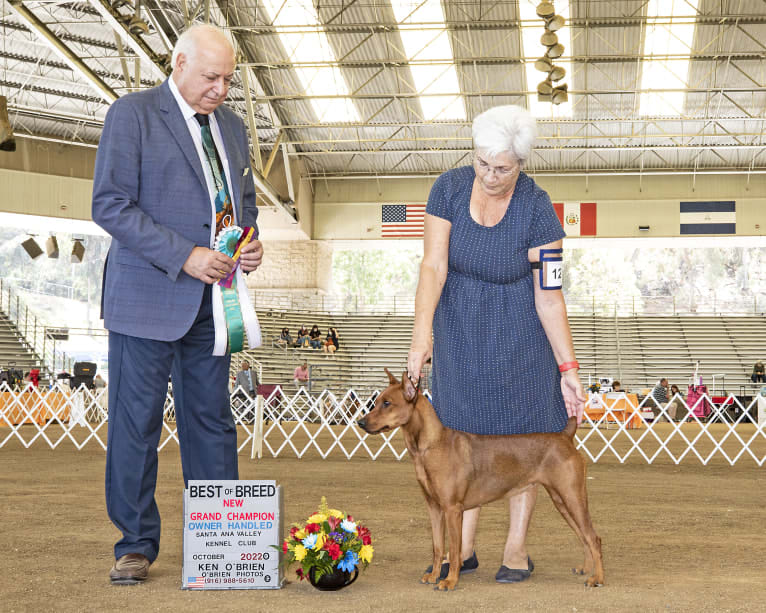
[588,382,601,394]
[279,497,374,582]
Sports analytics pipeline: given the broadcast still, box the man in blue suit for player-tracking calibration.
[92,24,263,585]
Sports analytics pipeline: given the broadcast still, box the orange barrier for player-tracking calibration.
[0,391,71,426]
[585,393,642,429]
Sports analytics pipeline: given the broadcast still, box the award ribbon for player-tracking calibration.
[214,225,248,353]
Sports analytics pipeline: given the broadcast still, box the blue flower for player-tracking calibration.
[340,519,357,533]
[301,534,318,549]
[337,550,358,572]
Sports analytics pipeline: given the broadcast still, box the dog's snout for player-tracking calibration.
[357,417,367,430]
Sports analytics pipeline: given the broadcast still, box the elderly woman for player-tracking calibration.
[407,105,585,584]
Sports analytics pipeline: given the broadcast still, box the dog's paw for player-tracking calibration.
[420,572,439,584]
[584,576,604,588]
[435,578,457,591]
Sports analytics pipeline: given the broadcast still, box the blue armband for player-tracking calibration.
[533,248,563,290]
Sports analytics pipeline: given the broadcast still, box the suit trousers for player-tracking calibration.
[105,284,237,562]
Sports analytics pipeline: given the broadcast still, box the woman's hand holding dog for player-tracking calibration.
[561,370,586,423]
[407,339,432,384]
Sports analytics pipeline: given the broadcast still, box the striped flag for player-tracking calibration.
[187,576,206,588]
[381,204,426,238]
[680,201,736,234]
[552,202,597,236]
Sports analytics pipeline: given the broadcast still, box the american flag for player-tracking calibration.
[381,204,426,238]
[187,576,206,588]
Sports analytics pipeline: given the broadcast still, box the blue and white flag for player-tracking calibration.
[680,201,735,235]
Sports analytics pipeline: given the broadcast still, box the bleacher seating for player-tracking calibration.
[0,311,40,377]
[237,311,766,398]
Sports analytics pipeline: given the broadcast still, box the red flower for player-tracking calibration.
[296,568,305,581]
[305,523,321,534]
[282,540,288,553]
[327,516,341,531]
[346,514,354,523]
[290,526,300,540]
[357,525,372,545]
[324,541,342,560]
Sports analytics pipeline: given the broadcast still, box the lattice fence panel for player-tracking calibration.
[2,384,764,465]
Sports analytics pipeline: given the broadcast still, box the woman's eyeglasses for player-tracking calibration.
[474,156,516,176]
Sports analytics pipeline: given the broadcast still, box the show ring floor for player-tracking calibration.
[2,426,764,613]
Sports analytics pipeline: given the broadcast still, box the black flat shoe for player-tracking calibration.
[425,551,479,580]
[495,556,534,584]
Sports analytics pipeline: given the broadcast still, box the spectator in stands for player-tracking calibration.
[667,384,684,422]
[651,378,678,422]
[296,325,310,348]
[651,378,669,405]
[277,327,292,348]
[406,104,584,584]
[293,361,310,390]
[94,374,107,389]
[752,360,765,383]
[309,325,323,349]
[612,381,623,393]
[323,327,340,355]
[234,360,258,397]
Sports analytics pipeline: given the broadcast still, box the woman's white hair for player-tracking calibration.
[471,105,537,165]
[171,23,234,69]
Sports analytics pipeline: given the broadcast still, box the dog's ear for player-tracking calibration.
[402,374,417,402]
[385,368,398,385]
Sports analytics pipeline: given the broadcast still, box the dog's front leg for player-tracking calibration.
[436,506,462,591]
[421,498,445,584]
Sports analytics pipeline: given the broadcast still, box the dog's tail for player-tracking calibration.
[562,416,578,439]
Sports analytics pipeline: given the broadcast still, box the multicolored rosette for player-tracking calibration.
[215,225,243,260]
[214,225,245,353]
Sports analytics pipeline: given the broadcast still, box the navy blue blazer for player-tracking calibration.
[92,80,259,341]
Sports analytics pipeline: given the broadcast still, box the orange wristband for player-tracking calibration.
[558,361,579,373]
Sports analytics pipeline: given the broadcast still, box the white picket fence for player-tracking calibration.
[1,383,764,465]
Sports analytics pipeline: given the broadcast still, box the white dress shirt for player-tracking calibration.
[168,76,238,248]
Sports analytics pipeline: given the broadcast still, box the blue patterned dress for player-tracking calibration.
[428,166,567,435]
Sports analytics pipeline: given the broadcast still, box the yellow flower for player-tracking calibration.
[329,509,345,519]
[308,513,327,524]
[294,544,307,561]
[313,532,326,550]
[295,529,306,540]
[359,544,374,564]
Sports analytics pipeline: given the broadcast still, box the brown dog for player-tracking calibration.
[357,369,604,591]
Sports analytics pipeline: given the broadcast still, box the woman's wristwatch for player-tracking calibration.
[558,361,580,373]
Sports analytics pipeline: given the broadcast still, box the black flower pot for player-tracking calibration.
[308,566,359,591]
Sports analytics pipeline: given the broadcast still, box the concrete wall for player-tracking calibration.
[0,141,314,240]
[245,240,333,295]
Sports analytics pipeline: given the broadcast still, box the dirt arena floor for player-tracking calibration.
[2,423,765,613]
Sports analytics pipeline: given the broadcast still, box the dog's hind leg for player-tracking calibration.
[543,484,594,577]
[421,497,446,585]
[545,458,604,587]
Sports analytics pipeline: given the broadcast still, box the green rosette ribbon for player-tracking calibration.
[214,225,245,353]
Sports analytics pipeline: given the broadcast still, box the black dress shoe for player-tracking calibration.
[495,556,534,583]
[425,551,479,580]
[110,553,150,585]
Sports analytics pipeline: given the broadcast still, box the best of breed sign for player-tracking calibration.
[182,480,284,589]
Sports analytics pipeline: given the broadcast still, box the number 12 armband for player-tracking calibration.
[531,248,563,290]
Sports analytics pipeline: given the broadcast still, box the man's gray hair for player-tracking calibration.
[471,105,537,165]
[171,23,234,69]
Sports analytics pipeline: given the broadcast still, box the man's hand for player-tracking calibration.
[239,239,264,273]
[182,246,234,284]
